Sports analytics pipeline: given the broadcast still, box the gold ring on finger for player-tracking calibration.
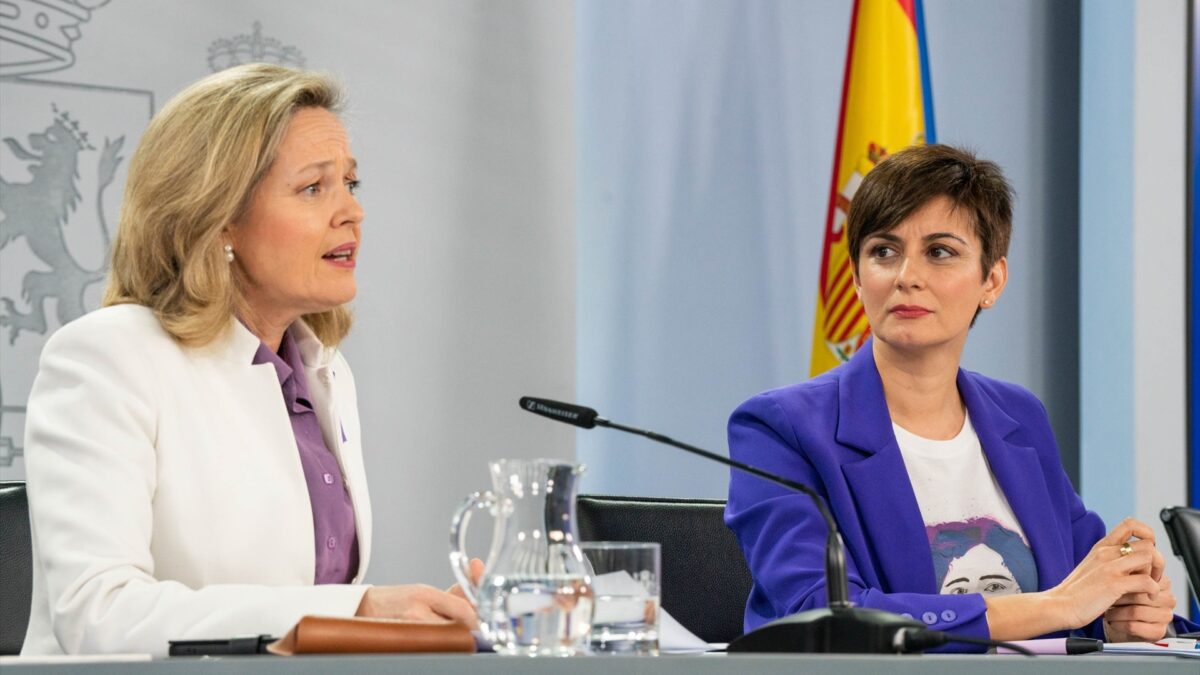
[1119,542,1134,557]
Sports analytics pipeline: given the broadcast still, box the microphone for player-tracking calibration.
[519,397,600,429]
[517,396,1006,655]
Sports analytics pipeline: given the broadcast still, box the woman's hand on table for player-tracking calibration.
[355,584,477,626]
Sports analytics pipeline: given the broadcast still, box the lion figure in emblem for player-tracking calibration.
[0,108,124,344]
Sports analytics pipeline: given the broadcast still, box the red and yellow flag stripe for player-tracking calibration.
[809,0,933,376]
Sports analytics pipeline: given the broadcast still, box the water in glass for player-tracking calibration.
[450,460,595,656]
[589,593,659,654]
[480,574,595,656]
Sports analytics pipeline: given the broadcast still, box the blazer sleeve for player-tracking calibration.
[23,320,368,656]
[725,392,990,651]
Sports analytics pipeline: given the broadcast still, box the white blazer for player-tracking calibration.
[21,304,373,656]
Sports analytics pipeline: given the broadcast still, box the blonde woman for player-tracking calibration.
[21,64,475,656]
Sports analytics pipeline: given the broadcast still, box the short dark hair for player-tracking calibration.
[847,144,1013,281]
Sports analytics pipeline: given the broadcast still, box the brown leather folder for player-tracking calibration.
[267,616,475,655]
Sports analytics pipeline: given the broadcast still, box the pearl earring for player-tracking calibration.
[224,244,234,263]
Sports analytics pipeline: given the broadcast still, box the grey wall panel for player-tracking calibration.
[0,0,575,588]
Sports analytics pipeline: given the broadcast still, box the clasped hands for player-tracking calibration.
[1050,518,1175,642]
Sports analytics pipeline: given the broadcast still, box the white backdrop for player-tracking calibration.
[0,0,575,587]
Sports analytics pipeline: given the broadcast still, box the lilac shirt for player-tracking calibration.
[253,331,359,584]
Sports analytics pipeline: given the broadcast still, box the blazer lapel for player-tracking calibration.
[957,373,1068,590]
[290,322,373,580]
[290,324,342,460]
[835,342,938,593]
[211,320,306,470]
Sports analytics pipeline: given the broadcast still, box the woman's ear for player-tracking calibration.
[982,256,1008,305]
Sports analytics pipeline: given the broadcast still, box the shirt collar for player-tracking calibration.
[286,319,335,370]
[251,332,294,383]
[229,316,336,371]
[252,330,314,412]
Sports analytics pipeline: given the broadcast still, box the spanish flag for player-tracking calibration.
[809,0,935,375]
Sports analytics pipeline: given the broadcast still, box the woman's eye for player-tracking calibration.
[948,587,967,595]
[303,182,321,196]
[347,179,361,196]
[869,244,895,259]
[983,582,1007,593]
[929,245,954,259]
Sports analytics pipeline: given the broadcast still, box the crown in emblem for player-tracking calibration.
[50,103,95,151]
[0,0,105,78]
[866,143,889,165]
[207,21,307,72]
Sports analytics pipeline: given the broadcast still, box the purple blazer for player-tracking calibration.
[725,340,1194,648]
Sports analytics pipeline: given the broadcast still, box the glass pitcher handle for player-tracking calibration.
[449,490,494,606]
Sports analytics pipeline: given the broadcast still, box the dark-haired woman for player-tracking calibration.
[726,144,1196,650]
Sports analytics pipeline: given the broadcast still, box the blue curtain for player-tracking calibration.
[575,0,851,496]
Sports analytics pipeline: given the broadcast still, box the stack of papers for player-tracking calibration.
[1101,638,1200,659]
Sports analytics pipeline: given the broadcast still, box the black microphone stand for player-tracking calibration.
[518,397,1036,655]
[592,418,924,653]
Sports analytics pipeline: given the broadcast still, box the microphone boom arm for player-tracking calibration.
[597,417,850,609]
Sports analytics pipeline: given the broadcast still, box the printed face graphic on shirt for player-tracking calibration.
[939,543,1021,595]
[927,517,1036,597]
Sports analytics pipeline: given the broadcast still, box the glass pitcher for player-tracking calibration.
[450,459,594,656]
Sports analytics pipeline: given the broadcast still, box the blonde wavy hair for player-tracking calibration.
[103,63,352,347]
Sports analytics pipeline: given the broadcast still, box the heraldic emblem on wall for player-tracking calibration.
[0,0,151,470]
[207,20,306,72]
[0,9,309,471]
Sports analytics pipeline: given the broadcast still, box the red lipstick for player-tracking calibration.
[890,304,931,319]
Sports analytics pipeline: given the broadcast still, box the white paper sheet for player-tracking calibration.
[1101,638,1200,658]
[592,570,719,653]
[0,654,152,665]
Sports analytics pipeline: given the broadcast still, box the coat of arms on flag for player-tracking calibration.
[809,0,935,376]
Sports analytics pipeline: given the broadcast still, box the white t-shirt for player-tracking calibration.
[893,412,1038,597]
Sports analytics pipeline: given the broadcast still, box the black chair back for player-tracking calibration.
[576,495,752,644]
[1160,505,1200,605]
[0,481,31,655]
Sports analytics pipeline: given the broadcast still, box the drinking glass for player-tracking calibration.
[581,542,661,655]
